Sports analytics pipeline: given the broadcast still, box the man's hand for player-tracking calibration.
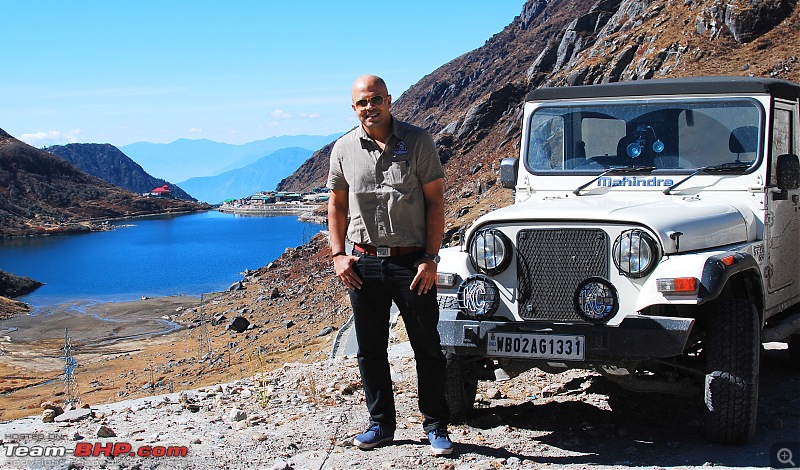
[334,254,362,290]
[411,258,437,295]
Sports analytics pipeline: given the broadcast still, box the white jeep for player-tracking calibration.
[436,76,800,445]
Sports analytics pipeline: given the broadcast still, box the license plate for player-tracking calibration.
[487,332,585,360]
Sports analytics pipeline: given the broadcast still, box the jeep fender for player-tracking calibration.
[698,252,762,307]
[634,251,762,312]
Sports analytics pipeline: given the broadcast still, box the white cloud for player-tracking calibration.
[270,109,293,120]
[189,128,203,134]
[298,112,320,119]
[20,130,81,147]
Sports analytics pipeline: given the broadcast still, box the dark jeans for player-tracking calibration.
[349,251,449,433]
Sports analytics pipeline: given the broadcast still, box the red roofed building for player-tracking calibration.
[151,185,171,197]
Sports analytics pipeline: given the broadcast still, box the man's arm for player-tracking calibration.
[411,177,445,295]
[328,189,362,289]
[328,189,349,255]
[422,178,445,256]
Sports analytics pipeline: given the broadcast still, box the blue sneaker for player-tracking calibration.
[353,424,394,449]
[427,429,454,455]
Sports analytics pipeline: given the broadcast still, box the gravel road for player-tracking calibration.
[0,341,797,470]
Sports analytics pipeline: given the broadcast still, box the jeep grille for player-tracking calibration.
[517,229,609,321]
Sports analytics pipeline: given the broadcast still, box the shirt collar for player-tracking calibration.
[357,117,407,145]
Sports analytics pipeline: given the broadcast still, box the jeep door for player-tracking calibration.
[765,100,800,308]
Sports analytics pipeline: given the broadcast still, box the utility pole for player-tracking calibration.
[63,328,80,407]
[197,294,212,360]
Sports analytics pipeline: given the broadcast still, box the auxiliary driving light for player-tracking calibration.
[574,277,619,324]
[626,142,642,158]
[457,274,500,319]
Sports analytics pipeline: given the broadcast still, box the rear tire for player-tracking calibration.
[703,297,760,445]
[445,353,478,423]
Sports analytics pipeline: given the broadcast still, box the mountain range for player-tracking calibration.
[178,147,314,203]
[45,143,195,201]
[0,128,207,238]
[120,133,343,183]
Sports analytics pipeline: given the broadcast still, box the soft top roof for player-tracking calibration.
[528,76,800,102]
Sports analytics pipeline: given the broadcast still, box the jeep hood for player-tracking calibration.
[473,196,751,253]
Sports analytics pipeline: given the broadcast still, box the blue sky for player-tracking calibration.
[1,1,525,147]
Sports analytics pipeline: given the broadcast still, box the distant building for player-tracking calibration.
[274,191,302,202]
[250,194,276,204]
[150,184,171,197]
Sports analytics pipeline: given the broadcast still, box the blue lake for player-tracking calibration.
[0,211,324,307]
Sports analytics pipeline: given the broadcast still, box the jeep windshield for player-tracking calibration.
[525,98,763,174]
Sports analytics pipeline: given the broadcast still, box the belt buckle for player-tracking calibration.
[376,246,391,257]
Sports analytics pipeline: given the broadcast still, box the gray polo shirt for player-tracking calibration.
[327,118,444,248]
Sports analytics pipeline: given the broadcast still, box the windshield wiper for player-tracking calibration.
[573,166,656,196]
[663,161,751,195]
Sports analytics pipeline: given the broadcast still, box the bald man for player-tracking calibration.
[327,75,452,455]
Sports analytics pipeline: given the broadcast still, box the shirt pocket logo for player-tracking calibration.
[394,140,409,156]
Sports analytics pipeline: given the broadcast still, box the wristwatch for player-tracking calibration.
[423,252,441,263]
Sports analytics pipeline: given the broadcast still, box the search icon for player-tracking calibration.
[777,447,795,467]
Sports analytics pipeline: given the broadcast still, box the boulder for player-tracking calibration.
[317,326,335,337]
[724,0,794,43]
[54,408,92,423]
[96,425,116,438]
[42,409,57,423]
[227,316,250,333]
[229,408,247,422]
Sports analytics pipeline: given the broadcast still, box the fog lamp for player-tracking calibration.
[457,274,500,319]
[574,277,618,324]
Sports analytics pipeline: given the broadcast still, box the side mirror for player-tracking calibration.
[499,158,519,189]
[776,153,800,190]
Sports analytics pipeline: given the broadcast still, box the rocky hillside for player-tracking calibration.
[0,270,42,298]
[277,0,800,238]
[0,270,41,318]
[0,128,209,238]
[45,143,195,201]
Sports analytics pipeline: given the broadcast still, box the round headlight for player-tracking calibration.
[468,229,513,275]
[457,274,500,319]
[574,277,619,324]
[613,229,659,278]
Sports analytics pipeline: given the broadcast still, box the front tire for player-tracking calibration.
[703,297,760,445]
[445,353,478,423]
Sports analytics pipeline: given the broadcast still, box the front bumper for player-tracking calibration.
[437,309,694,363]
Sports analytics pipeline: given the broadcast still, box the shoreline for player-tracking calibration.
[217,202,322,216]
[0,207,212,240]
[0,295,205,347]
